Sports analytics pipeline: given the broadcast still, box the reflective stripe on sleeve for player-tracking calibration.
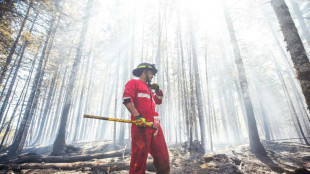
[123,97,131,100]
[137,93,150,99]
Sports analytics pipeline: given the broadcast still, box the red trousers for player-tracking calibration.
[130,125,170,174]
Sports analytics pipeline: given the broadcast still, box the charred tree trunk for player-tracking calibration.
[221,0,266,154]
[271,0,310,112]
[52,0,93,155]
[45,68,67,144]
[288,0,310,46]
[188,44,195,150]
[189,18,206,153]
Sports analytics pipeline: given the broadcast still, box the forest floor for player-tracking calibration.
[0,140,309,173]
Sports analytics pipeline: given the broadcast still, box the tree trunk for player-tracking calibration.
[99,77,117,140]
[210,95,219,141]
[96,74,109,140]
[0,47,20,101]
[187,44,195,150]
[177,13,189,142]
[221,0,266,154]
[155,4,163,79]
[189,18,206,153]
[272,54,309,145]
[0,79,18,132]
[288,0,310,46]
[271,0,310,112]
[31,8,63,145]
[82,47,94,141]
[0,0,33,86]
[13,52,38,142]
[287,72,310,133]
[0,61,30,149]
[119,53,129,144]
[265,6,310,123]
[0,9,38,125]
[79,44,95,141]
[113,52,121,144]
[215,68,229,141]
[32,67,59,145]
[72,58,89,142]
[7,17,55,158]
[204,45,213,151]
[28,85,48,145]
[155,5,166,124]
[52,0,93,155]
[227,86,241,144]
[47,65,70,144]
[253,84,271,141]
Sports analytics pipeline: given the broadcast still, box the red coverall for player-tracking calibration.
[123,79,170,174]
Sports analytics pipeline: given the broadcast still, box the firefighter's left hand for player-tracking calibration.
[151,83,160,92]
[135,115,146,127]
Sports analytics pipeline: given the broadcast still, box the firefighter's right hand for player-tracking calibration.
[135,115,146,127]
[151,83,160,92]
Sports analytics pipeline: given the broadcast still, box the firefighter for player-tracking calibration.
[122,63,170,174]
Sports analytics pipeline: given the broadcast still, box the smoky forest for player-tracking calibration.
[0,0,310,173]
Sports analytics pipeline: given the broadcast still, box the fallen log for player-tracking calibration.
[9,149,131,164]
[0,161,157,172]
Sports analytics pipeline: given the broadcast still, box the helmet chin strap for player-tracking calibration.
[145,70,151,87]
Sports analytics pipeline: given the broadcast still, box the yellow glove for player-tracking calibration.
[135,115,146,127]
[151,83,160,92]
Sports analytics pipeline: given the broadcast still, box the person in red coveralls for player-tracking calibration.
[122,63,170,174]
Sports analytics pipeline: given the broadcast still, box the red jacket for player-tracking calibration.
[123,79,162,122]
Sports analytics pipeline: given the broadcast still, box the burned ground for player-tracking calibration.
[0,141,309,174]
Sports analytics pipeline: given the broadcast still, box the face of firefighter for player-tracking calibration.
[140,70,154,83]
